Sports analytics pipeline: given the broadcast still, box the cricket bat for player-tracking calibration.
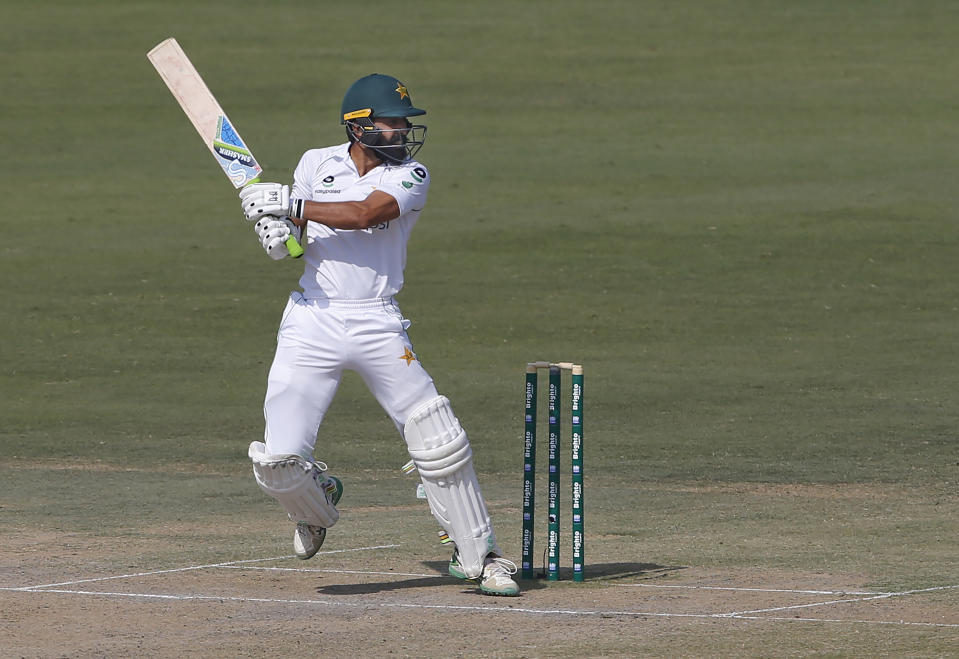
[147,38,304,258]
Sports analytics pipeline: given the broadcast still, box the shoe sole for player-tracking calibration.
[295,476,342,560]
[295,526,327,560]
[480,584,521,597]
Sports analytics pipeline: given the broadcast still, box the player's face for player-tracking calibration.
[367,117,412,163]
[373,117,412,146]
[350,115,425,164]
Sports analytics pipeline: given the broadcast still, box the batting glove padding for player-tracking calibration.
[240,182,291,221]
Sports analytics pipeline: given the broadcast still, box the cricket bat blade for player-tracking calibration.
[147,38,303,258]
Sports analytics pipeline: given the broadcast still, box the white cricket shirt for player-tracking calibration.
[291,142,430,300]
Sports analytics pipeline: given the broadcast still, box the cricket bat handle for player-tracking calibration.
[286,234,305,259]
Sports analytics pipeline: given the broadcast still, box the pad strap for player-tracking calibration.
[407,423,472,478]
[249,441,339,528]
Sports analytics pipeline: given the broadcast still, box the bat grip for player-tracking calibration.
[286,235,305,258]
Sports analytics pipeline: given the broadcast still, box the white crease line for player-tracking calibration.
[732,614,959,628]
[721,584,959,617]
[616,583,891,596]
[3,588,723,617]
[220,566,439,578]
[13,588,959,627]
[723,593,896,616]
[11,545,401,591]
[11,556,293,591]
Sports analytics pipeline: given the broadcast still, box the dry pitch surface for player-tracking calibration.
[3,532,956,658]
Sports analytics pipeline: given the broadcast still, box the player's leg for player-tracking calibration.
[403,396,519,595]
[349,303,439,427]
[262,346,342,458]
[353,303,519,595]
[250,293,346,558]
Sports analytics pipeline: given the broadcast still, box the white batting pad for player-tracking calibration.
[248,441,339,528]
[404,396,498,578]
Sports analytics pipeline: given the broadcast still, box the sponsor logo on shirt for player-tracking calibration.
[315,175,341,194]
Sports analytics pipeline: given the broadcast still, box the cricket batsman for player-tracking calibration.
[239,73,520,596]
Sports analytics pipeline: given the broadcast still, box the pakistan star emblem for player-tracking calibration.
[399,347,417,365]
[395,83,409,100]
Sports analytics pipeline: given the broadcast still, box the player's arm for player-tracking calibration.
[291,191,400,231]
[241,185,399,230]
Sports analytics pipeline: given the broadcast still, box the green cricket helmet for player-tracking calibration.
[341,73,427,164]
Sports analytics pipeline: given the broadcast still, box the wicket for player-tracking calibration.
[522,361,584,581]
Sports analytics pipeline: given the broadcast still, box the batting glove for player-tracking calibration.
[254,215,300,260]
[240,182,294,222]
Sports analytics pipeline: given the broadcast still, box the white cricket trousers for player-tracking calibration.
[263,292,439,458]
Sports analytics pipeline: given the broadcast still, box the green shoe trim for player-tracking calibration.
[479,580,521,597]
[325,476,343,506]
[448,551,470,580]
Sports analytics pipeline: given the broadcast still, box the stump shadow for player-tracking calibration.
[313,561,684,595]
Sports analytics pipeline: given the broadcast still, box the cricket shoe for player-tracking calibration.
[448,549,469,580]
[449,550,521,597]
[479,555,520,596]
[292,476,343,560]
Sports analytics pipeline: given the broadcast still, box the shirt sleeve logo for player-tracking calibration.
[403,167,427,188]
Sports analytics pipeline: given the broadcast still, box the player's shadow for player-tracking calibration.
[313,561,682,595]
[315,573,453,595]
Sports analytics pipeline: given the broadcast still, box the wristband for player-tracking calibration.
[289,198,305,219]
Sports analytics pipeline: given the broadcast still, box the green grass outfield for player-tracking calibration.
[2,1,958,655]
